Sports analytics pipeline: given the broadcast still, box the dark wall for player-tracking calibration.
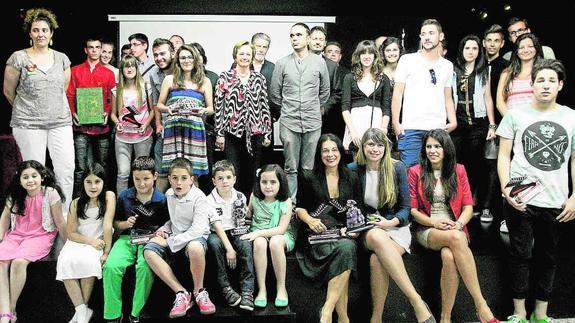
[1,1,573,134]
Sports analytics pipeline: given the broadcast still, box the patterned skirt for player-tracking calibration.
[161,115,208,176]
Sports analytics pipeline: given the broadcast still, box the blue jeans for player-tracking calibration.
[207,232,254,293]
[279,126,321,203]
[74,132,110,197]
[115,137,153,193]
[397,129,428,167]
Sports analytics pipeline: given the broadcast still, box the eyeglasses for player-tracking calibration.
[429,69,437,85]
[509,27,528,37]
[179,56,194,61]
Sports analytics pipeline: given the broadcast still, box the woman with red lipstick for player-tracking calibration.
[408,129,499,323]
[295,134,362,323]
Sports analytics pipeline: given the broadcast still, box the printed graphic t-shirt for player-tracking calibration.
[497,104,575,208]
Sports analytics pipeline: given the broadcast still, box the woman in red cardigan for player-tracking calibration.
[408,129,499,323]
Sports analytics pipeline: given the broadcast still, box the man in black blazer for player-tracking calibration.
[309,26,344,139]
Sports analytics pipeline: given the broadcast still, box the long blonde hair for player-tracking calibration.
[116,55,145,109]
[355,128,397,209]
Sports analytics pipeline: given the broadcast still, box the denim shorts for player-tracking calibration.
[144,237,207,260]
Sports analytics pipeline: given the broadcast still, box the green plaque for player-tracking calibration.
[76,87,105,125]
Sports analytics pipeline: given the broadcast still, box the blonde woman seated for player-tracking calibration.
[353,128,434,323]
[408,129,499,323]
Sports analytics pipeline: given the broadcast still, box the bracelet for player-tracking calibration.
[456,220,464,230]
[488,124,497,129]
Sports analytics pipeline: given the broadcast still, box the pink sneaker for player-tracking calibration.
[194,288,216,315]
[169,291,192,318]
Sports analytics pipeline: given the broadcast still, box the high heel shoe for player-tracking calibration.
[476,311,500,323]
[420,302,436,323]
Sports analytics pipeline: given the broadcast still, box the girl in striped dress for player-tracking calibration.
[157,44,213,179]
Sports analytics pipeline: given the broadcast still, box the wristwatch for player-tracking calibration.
[488,124,497,130]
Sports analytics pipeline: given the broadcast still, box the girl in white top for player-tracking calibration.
[56,163,115,323]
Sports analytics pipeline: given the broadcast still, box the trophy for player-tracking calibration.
[130,205,155,245]
[345,200,373,233]
[231,199,250,236]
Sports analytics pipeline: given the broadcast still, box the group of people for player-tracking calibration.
[0,7,574,323]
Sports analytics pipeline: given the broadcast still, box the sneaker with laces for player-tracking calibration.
[222,286,241,307]
[239,292,254,311]
[529,313,553,323]
[194,288,216,315]
[506,314,528,323]
[500,220,509,233]
[169,291,192,318]
[480,209,494,222]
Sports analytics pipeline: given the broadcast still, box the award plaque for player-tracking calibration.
[76,87,105,125]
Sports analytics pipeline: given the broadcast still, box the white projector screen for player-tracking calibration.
[109,15,336,76]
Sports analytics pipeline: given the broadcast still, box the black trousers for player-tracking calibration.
[224,133,264,196]
[505,203,562,301]
[451,121,488,206]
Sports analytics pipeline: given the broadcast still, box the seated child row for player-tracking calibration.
[0,156,293,323]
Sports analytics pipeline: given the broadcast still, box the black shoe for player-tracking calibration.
[239,292,254,311]
[129,315,140,323]
[106,314,123,323]
[222,286,241,307]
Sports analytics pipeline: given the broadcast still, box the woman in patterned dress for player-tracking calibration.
[156,44,213,178]
[214,40,272,194]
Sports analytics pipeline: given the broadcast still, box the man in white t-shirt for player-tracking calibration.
[391,18,457,167]
[497,59,575,323]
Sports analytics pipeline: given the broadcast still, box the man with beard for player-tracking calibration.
[391,19,457,167]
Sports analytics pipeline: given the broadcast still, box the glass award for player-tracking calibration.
[345,200,373,233]
[231,199,249,236]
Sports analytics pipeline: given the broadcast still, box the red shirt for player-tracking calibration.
[408,164,473,238]
[66,61,115,135]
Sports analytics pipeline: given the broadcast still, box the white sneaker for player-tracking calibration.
[480,209,494,222]
[500,220,509,233]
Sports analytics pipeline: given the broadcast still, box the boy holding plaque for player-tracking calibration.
[66,37,116,197]
[206,160,255,311]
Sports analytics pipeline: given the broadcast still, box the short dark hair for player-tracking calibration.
[291,23,311,35]
[508,17,529,29]
[121,43,131,52]
[483,24,505,39]
[132,156,155,173]
[170,34,185,43]
[129,33,149,50]
[212,160,236,177]
[153,38,174,52]
[310,26,327,37]
[532,59,566,83]
[325,41,342,50]
[253,164,290,202]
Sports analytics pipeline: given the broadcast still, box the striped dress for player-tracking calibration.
[161,88,208,175]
